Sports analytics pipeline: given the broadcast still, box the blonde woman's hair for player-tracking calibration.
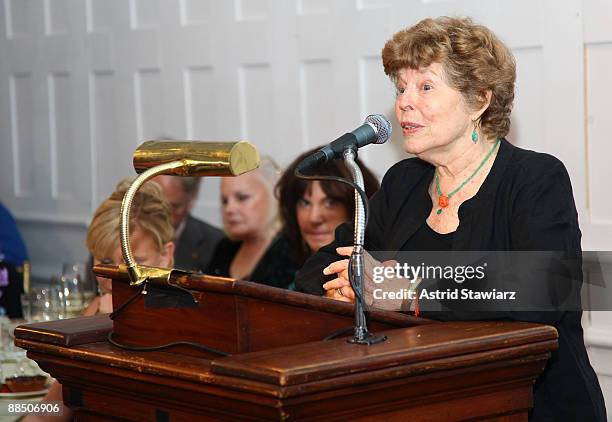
[86,177,174,260]
[256,155,282,228]
[220,155,283,240]
[255,155,282,192]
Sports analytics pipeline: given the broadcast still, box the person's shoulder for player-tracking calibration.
[0,202,16,224]
[205,237,240,275]
[254,232,300,288]
[502,140,575,198]
[268,232,295,257]
[506,141,568,179]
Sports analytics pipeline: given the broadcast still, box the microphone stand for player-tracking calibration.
[343,148,387,345]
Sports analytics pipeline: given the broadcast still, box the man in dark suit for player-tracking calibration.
[153,176,224,271]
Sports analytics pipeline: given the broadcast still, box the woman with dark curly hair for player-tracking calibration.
[276,147,379,269]
[295,17,606,421]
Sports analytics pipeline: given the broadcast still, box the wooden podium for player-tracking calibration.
[15,266,557,421]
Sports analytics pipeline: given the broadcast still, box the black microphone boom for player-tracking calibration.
[296,114,392,172]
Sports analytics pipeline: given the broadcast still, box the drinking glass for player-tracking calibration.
[60,262,86,318]
[21,287,62,322]
[19,292,31,322]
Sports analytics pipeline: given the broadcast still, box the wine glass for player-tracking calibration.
[22,287,62,322]
[60,262,86,318]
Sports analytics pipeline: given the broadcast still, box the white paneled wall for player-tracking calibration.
[1,0,611,411]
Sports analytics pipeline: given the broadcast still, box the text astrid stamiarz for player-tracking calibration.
[371,262,517,301]
[373,287,517,301]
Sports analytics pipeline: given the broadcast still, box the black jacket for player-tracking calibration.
[296,139,606,421]
[175,214,224,272]
[206,232,299,289]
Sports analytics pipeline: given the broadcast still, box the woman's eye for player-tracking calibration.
[323,198,337,208]
[237,193,250,202]
[422,84,433,91]
[297,198,310,208]
[221,197,228,206]
[396,87,405,95]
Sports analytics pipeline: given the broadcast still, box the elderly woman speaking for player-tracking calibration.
[295,17,606,421]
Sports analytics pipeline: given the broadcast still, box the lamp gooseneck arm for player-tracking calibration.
[120,160,183,285]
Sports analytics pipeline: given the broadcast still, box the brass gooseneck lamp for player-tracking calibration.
[119,140,260,286]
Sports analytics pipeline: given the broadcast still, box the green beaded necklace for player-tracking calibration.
[435,138,500,215]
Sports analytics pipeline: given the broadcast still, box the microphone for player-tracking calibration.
[296,114,392,172]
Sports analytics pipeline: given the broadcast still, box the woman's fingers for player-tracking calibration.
[339,284,355,300]
[323,278,355,302]
[331,293,353,302]
[336,246,353,257]
[323,277,350,291]
[323,259,349,276]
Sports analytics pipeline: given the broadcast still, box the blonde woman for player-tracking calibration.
[205,157,298,288]
[83,177,175,315]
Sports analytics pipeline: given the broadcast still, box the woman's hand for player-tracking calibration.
[322,246,407,310]
[322,255,353,302]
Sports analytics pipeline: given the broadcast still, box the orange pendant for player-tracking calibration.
[438,195,449,208]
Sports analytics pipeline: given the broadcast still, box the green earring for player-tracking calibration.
[471,129,478,143]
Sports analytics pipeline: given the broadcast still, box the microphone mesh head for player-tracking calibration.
[364,114,392,144]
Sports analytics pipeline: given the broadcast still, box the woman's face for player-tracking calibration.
[153,175,195,230]
[395,63,474,158]
[221,172,274,240]
[296,181,350,253]
[92,226,174,294]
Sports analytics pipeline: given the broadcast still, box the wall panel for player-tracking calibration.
[48,72,74,199]
[130,0,161,29]
[299,60,334,148]
[86,0,111,33]
[134,69,163,141]
[184,66,216,139]
[179,0,210,25]
[235,0,267,21]
[44,0,69,35]
[508,47,545,149]
[9,73,36,197]
[585,42,612,225]
[297,0,329,15]
[90,71,128,203]
[5,0,33,38]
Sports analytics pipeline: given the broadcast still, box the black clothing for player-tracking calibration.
[403,222,454,251]
[205,232,298,289]
[295,139,606,421]
[0,260,23,318]
[176,214,224,271]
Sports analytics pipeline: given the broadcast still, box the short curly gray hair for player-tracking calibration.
[382,16,516,140]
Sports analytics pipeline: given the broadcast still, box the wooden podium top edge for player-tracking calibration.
[210,321,559,387]
[15,314,112,347]
[94,264,430,328]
